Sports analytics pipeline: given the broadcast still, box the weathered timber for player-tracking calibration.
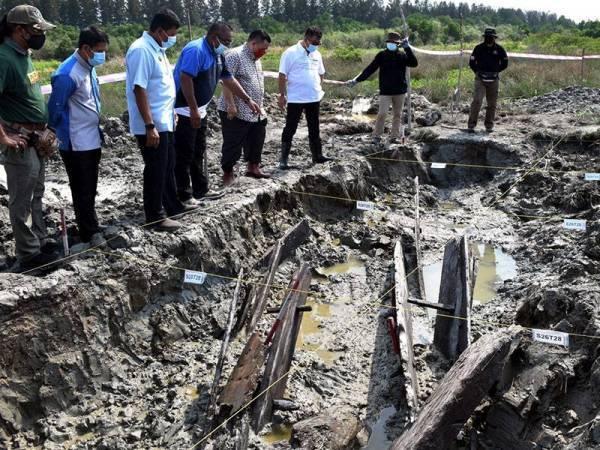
[414,176,426,300]
[433,235,477,361]
[253,264,311,432]
[266,305,312,314]
[391,327,523,450]
[218,332,266,415]
[245,240,283,335]
[208,269,244,416]
[258,219,311,268]
[233,415,250,450]
[394,240,419,417]
[408,298,453,311]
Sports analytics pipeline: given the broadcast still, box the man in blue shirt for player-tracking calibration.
[48,26,109,247]
[126,9,193,231]
[173,22,260,205]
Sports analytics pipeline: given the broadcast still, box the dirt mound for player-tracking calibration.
[518,85,600,115]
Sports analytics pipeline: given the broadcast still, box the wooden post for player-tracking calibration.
[453,14,465,116]
[581,48,586,84]
[391,327,523,450]
[60,208,69,256]
[414,177,426,300]
[433,235,477,361]
[394,240,419,417]
[257,219,311,269]
[406,68,412,134]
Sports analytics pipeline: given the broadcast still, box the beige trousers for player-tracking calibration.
[373,94,406,138]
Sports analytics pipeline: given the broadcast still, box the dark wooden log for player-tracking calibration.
[394,240,420,417]
[433,235,477,361]
[408,298,453,311]
[253,264,311,432]
[258,219,311,268]
[391,327,523,450]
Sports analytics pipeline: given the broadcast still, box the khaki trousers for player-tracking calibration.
[373,94,406,138]
[468,78,499,130]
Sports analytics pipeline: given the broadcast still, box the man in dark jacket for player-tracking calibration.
[348,31,418,144]
[467,28,508,133]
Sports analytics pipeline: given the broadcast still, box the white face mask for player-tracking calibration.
[386,42,398,51]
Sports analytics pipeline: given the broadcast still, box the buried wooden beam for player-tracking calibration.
[394,240,420,417]
[253,263,312,432]
[433,235,478,361]
[414,176,426,300]
[391,327,523,450]
[257,219,311,269]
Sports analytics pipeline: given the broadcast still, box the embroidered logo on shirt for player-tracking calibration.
[28,70,40,85]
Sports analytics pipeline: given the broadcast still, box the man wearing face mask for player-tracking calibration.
[218,29,271,185]
[173,22,260,203]
[278,27,332,170]
[348,32,418,145]
[48,26,109,249]
[467,28,508,133]
[0,5,59,273]
[126,9,191,232]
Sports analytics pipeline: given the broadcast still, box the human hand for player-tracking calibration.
[146,127,160,148]
[401,38,410,49]
[190,110,202,129]
[227,103,238,120]
[0,133,27,150]
[346,79,357,87]
[246,99,261,115]
[277,94,286,111]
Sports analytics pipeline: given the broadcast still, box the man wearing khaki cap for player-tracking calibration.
[0,5,59,274]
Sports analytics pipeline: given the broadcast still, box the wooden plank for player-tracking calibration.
[258,219,311,268]
[233,415,250,450]
[207,268,244,416]
[218,332,266,415]
[391,327,523,450]
[394,240,419,418]
[408,298,453,311]
[414,176,426,300]
[253,264,311,432]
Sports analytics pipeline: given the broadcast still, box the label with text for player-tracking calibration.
[431,162,447,169]
[356,201,375,211]
[585,173,600,181]
[184,270,207,285]
[563,219,586,231]
[532,328,569,347]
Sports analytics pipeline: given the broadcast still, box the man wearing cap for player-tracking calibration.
[348,31,418,145]
[0,5,59,272]
[467,28,508,133]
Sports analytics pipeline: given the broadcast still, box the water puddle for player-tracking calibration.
[316,256,366,277]
[364,406,396,449]
[261,423,293,444]
[423,243,517,307]
[296,298,342,364]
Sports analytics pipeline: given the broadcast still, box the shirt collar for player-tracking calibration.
[142,31,164,53]
[74,50,92,69]
[5,38,28,56]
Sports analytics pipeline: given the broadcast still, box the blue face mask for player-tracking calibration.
[214,38,228,55]
[386,42,398,51]
[163,35,176,49]
[307,44,318,53]
[89,51,105,67]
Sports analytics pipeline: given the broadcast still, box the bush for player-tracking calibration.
[332,46,362,62]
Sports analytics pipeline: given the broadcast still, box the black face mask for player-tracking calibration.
[26,33,46,50]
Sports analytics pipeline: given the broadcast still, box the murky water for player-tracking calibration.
[364,406,396,449]
[316,256,367,277]
[261,423,293,444]
[423,243,517,306]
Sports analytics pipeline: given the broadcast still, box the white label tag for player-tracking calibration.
[532,328,569,347]
[356,201,375,211]
[184,270,207,285]
[431,162,447,169]
[563,219,586,231]
[585,173,600,181]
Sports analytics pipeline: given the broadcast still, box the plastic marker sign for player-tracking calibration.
[563,219,586,231]
[431,162,447,169]
[585,173,600,181]
[532,329,569,348]
[184,270,207,285]
[356,201,375,211]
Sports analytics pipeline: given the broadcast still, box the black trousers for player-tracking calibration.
[60,149,101,242]
[174,116,208,200]
[136,132,183,223]
[219,111,267,173]
[281,101,321,154]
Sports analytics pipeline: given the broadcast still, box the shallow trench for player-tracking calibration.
[1,127,599,449]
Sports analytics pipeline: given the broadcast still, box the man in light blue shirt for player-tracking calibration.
[126,9,193,231]
[49,26,108,247]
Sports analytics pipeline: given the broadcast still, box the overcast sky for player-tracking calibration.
[449,0,600,22]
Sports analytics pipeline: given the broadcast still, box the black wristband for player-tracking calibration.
[145,123,155,130]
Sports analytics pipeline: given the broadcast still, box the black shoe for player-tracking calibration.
[40,239,60,254]
[312,155,333,164]
[279,141,292,170]
[465,128,475,134]
[18,252,61,275]
[485,128,494,133]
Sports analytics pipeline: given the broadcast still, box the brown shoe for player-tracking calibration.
[155,218,181,232]
[246,163,271,179]
[223,170,235,186]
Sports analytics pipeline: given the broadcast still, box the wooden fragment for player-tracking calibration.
[253,264,311,432]
[208,269,244,416]
[233,415,250,450]
[391,327,523,450]
[258,219,311,268]
[414,177,426,300]
[433,235,477,361]
[407,298,453,312]
[394,240,419,417]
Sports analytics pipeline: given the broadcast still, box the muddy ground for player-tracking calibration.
[1,87,599,450]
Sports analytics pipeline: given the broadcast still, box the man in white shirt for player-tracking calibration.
[278,27,332,170]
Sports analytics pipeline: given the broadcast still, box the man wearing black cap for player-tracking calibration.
[467,28,508,133]
[0,5,59,273]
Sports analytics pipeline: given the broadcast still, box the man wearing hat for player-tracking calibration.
[348,31,418,145]
[467,28,508,133]
[0,5,59,273]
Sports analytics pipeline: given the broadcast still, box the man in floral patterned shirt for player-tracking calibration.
[217,30,271,185]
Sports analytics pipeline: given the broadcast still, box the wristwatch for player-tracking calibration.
[145,123,155,130]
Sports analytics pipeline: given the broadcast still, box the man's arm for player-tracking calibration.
[133,85,159,148]
[498,46,509,72]
[0,67,27,149]
[222,77,260,115]
[404,46,418,68]
[48,74,76,130]
[180,73,201,128]
[222,85,237,119]
[354,54,380,83]
[469,46,479,72]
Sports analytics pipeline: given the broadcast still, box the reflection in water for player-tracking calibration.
[364,406,396,449]
[262,423,293,444]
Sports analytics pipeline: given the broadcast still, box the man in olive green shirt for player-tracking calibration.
[0,5,57,273]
